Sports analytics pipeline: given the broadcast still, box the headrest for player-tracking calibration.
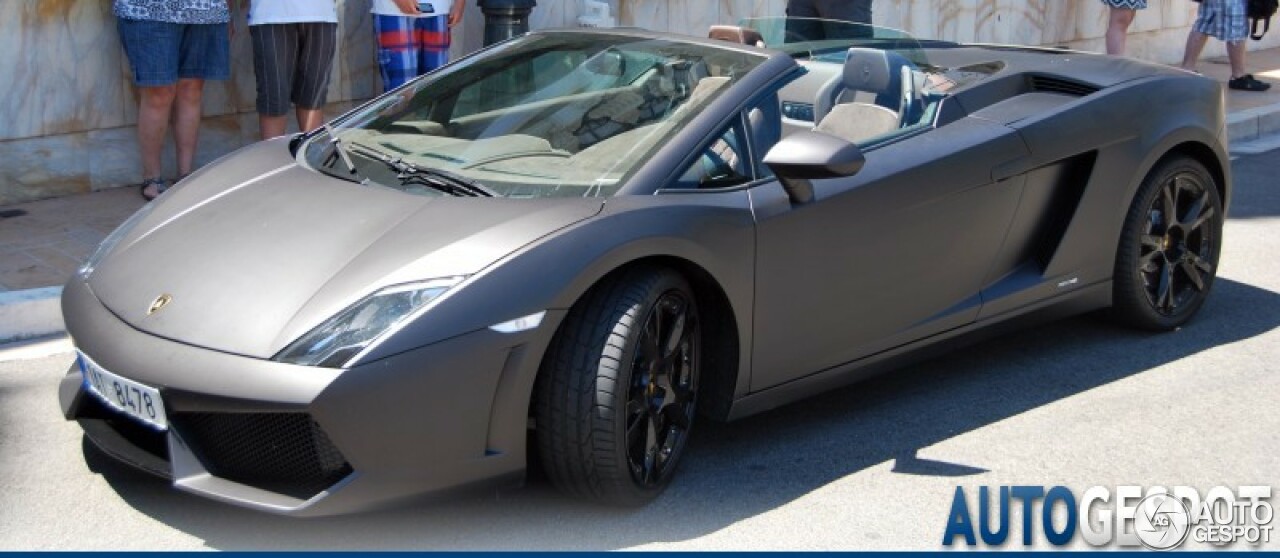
[843,47,908,93]
[708,25,764,47]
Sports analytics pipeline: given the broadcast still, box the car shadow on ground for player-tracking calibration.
[81,275,1280,550]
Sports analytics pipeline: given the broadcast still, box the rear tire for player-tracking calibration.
[1112,155,1222,330]
[534,266,700,506]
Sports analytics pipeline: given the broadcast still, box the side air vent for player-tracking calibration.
[1029,75,1099,97]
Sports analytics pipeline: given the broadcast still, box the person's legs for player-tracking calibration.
[172,78,205,175]
[136,86,177,183]
[1216,0,1268,89]
[1106,7,1137,55]
[117,17,182,194]
[1225,39,1269,89]
[1181,0,1217,72]
[173,22,229,175]
[252,23,297,139]
[374,14,419,91]
[1180,30,1210,71]
[416,15,451,76]
[258,115,289,139]
[291,22,337,133]
[295,107,324,132]
[1227,39,1248,78]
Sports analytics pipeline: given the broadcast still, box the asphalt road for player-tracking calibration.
[2,148,1279,551]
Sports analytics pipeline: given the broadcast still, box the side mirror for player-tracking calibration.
[763,131,865,204]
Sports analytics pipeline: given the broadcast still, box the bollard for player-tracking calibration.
[478,0,537,46]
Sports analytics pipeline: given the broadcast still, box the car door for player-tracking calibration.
[748,116,1031,391]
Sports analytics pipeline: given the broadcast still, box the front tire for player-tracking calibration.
[534,266,700,505]
[1112,155,1223,330]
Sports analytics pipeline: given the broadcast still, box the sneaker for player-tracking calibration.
[1229,74,1272,91]
[139,177,170,201]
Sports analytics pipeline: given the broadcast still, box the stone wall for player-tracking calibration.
[3,0,1278,204]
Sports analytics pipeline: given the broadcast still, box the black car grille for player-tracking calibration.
[174,413,353,500]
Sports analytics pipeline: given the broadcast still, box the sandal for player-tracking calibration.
[140,177,169,201]
[1229,74,1272,92]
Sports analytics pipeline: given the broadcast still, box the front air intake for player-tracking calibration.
[173,412,353,500]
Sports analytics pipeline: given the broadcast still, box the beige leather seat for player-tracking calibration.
[814,48,910,144]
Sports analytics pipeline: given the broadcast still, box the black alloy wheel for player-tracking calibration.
[1114,155,1223,330]
[624,289,697,488]
[535,266,701,505]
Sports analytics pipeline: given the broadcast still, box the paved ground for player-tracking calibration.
[0,147,1277,550]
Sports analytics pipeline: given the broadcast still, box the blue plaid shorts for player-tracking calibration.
[1193,0,1249,43]
[373,14,451,92]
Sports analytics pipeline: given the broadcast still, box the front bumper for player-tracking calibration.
[60,278,560,516]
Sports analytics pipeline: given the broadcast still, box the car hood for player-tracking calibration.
[88,140,603,359]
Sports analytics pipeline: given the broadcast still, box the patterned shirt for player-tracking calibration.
[113,0,230,24]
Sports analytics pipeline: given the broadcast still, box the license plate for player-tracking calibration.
[78,352,168,431]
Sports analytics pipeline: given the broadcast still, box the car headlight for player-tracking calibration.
[274,277,465,368]
[78,201,159,279]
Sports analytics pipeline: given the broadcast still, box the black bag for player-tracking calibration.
[1250,0,1279,39]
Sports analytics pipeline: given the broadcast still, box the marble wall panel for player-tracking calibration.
[1074,0,1110,40]
[0,1,130,141]
[86,127,140,191]
[0,134,92,205]
[670,0,722,36]
[721,0,779,26]
[620,0,669,30]
[1162,0,1196,29]
[1040,0,1080,45]
[933,0,979,43]
[1003,0,1050,47]
[335,2,379,100]
[529,0,572,30]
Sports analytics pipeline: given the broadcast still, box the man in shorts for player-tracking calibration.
[1181,0,1272,91]
[244,0,339,139]
[114,0,231,200]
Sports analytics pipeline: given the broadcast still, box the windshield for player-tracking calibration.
[301,32,768,198]
[737,17,928,67]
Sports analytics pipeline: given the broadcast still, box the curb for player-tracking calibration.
[1227,104,1280,144]
[0,287,64,344]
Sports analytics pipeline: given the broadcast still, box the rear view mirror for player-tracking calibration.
[763,131,865,204]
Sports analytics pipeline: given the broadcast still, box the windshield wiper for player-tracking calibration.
[321,124,360,178]
[347,143,495,197]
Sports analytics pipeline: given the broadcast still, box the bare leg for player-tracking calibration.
[295,107,325,133]
[1106,8,1136,56]
[1227,40,1248,79]
[136,85,178,180]
[172,78,206,176]
[258,114,289,140]
[1181,31,1210,72]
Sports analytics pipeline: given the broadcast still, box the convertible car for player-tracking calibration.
[59,18,1228,515]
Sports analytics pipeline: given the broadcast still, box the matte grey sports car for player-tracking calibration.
[59,18,1228,515]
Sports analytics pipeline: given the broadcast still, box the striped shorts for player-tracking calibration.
[1192,0,1249,43]
[374,14,451,92]
[249,22,338,116]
